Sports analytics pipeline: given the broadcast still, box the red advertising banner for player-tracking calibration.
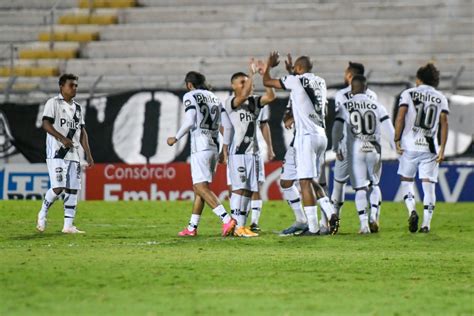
[85,162,284,201]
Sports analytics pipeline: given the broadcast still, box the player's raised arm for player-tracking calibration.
[232,59,256,109]
[263,51,283,89]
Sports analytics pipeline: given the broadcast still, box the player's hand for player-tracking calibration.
[284,53,293,74]
[268,149,276,161]
[85,154,94,168]
[284,116,294,129]
[436,148,445,163]
[395,140,403,155]
[167,137,177,146]
[61,137,74,148]
[219,145,229,164]
[256,59,266,75]
[267,51,280,68]
[248,58,257,75]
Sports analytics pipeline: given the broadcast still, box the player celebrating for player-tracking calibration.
[333,75,395,233]
[224,60,275,237]
[36,73,94,234]
[167,71,236,237]
[263,52,338,236]
[394,63,449,233]
[331,62,379,221]
[279,102,308,236]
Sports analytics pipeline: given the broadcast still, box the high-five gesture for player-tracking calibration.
[284,53,293,74]
[267,51,280,68]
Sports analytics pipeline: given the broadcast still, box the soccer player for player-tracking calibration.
[36,73,94,234]
[333,75,395,233]
[331,62,378,221]
[394,63,449,233]
[224,60,275,237]
[263,51,338,236]
[249,104,275,232]
[167,71,236,237]
[279,101,308,236]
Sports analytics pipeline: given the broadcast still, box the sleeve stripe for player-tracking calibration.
[380,115,390,122]
[185,105,196,112]
[259,120,268,124]
[399,104,408,108]
[441,109,450,114]
[42,116,54,123]
[279,78,287,90]
[221,108,226,113]
[335,117,345,123]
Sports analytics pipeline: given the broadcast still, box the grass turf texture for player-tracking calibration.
[0,201,472,316]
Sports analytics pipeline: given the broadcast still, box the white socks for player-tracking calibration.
[187,214,201,231]
[250,200,262,225]
[331,180,345,217]
[212,205,231,224]
[230,193,243,227]
[400,181,417,216]
[369,185,381,222]
[282,185,306,224]
[355,190,368,228]
[63,192,78,229]
[38,188,59,219]
[304,206,319,233]
[241,195,251,227]
[317,196,335,220]
[422,182,436,229]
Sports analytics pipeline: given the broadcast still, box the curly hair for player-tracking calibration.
[416,63,440,88]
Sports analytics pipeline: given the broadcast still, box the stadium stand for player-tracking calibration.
[0,0,472,102]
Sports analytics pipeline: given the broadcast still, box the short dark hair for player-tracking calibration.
[416,63,440,88]
[185,71,209,90]
[230,72,248,83]
[58,73,78,86]
[351,74,367,92]
[295,56,313,72]
[347,62,365,76]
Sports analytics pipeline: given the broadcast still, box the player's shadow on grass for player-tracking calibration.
[8,232,64,241]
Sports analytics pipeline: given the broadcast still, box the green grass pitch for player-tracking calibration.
[0,200,472,315]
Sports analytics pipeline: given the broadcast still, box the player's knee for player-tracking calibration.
[53,187,64,195]
[280,179,293,189]
[65,189,77,194]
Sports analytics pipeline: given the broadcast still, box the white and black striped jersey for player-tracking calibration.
[183,89,223,153]
[225,95,263,155]
[279,73,327,136]
[334,86,378,151]
[398,84,449,153]
[42,94,84,162]
[336,93,390,154]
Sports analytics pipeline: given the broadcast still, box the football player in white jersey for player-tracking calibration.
[36,74,94,234]
[394,63,449,233]
[331,62,379,221]
[263,52,338,236]
[279,102,308,236]
[167,71,236,237]
[333,75,395,233]
[223,61,275,237]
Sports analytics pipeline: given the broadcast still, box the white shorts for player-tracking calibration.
[228,154,259,192]
[294,133,327,180]
[398,151,439,182]
[281,146,297,181]
[350,150,381,189]
[47,158,81,190]
[190,150,218,184]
